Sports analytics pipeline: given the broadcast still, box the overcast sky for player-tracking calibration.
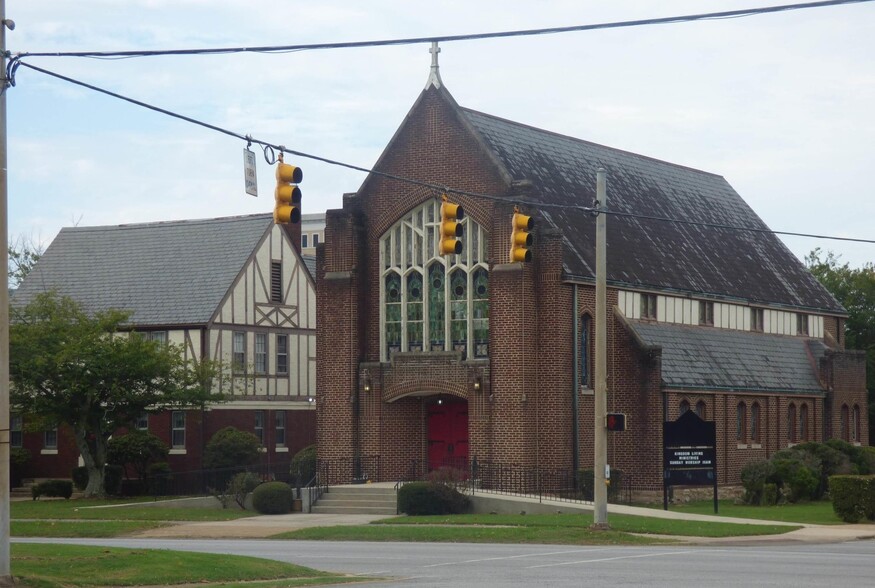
[7,0,874,267]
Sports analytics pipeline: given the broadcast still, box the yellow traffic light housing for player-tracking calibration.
[439,195,464,256]
[510,206,533,262]
[274,156,302,224]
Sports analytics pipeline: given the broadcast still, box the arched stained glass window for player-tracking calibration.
[695,401,706,420]
[800,404,809,441]
[679,400,690,415]
[379,198,489,361]
[788,403,797,443]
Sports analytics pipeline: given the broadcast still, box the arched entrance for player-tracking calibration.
[427,398,468,471]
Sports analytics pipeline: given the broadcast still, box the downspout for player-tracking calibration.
[572,284,580,476]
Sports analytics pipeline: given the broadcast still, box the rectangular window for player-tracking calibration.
[641,294,657,320]
[313,234,320,247]
[254,410,265,445]
[270,261,283,303]
[301,234,308,248]
[699,302,714,326]
[233,331,246,374]
[171,411,186,448]
[10,413,22,448]
[275,411,286,447]
[797,313,809,335]
[136,413,149,431]
[254,333,268,375]
[751,308,764,332]
[44,426,58,450]
[149,331,168,344]
[276,334,289,375]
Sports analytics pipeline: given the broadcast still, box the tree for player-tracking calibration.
[204,426,262,470]
[107,430,169,480]
[10,291,223,497]
[8,235,44,288]
[806,249,875,440]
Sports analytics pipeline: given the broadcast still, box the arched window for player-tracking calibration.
[841,404,849,442]
[800,404,809,441]
[679,399,690,416]
[695,401,706,420]
[380,199,489,360]
[751,402,760,443]
[580,314,592,389]
[788,403,797,443]
[737,402,747,442]
[853,405,861,443]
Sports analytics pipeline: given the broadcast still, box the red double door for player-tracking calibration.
[427,400,469,471]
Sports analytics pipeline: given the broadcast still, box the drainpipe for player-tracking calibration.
[572,284,580,477]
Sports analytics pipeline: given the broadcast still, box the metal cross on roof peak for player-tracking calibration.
[425,41,443,89]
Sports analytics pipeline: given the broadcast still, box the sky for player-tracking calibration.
[6,0,875,267]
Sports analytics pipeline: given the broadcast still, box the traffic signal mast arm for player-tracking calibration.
[274,154,302,224]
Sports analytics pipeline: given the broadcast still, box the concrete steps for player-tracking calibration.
[311,485,397,515]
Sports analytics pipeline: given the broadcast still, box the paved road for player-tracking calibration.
[15,537,875,587]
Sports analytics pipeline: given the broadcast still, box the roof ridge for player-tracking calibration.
[63,213,272,233]
[460,106,726,179]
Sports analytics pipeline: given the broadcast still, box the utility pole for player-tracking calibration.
[593,168,608,527]
[0,1,13,583]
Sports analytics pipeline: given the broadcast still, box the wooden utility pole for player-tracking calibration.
[593,168,608,527]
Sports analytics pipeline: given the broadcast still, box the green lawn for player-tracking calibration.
[11,520,169,538]
[12,497,256,521]
[650,499,843,525]
[275,512,798,543]
[11,543,363,588]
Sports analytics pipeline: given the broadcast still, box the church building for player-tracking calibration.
[316,47,868,494]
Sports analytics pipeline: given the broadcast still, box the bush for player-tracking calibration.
[229,472,261,509]
[762,483,779,506]
[770,457,819,503]
[793,442,851,499]
[72,466,89,491]
[10,447,30,467]
[397,481,470,515]
[290,445,317,486]
[829,475,871,523]
[252,481,295,514]
[741,460,774,505]
[31,479,73,500]
[107,430,169,479]
[204,427,262,470]
[104,464,124,496]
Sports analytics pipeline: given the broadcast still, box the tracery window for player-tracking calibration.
[380,199,489,361]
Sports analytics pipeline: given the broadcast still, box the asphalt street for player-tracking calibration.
[15,537,875,587]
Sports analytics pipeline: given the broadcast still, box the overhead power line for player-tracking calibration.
[11,62,875,247]
[10,0,873,61]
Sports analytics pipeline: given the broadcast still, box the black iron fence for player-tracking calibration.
[127,461,296,498]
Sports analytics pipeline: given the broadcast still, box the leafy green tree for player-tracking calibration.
[107,430,169,480]
[10,291,223,497]
[806,249,875,440]
[204,426,262,470]
[8,235,43,287]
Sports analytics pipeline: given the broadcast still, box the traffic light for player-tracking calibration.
[439,195,464,255]
[606,413,627,432]
[510,206,533,262]
[274,157,302,224]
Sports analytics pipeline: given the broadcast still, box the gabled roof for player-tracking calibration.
[15,214,274,326]
[628,319,826,394]
[460,107,844,314]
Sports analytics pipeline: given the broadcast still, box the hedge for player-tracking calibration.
[397,481,470,515]
[829,475,874,523]
[31,480,73,500]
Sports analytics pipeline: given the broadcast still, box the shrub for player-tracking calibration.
[10,447,30,467]
[761,483,779,506]
[204,427,262,470]
[104,464,124,496]
[425,466,468,485]
[825,439,871,474]
[107,431,169,479]
[229,472,261,509]
[741,460,774,505]
[72,466,89,491]
[252,481,295,514]
[829,475,871,523]
[793,442,850,499]
[397,481,470,515]
[31,479,73,500]
[290,445,317,486]
[770,457,819,503]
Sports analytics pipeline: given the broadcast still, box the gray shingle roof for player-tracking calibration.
[14,214,273,326]
[461,107,844,314]
[628,320,826,394]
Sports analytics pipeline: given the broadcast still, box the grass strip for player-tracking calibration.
[12,520,170,538]
[11,543,358,588]
[370,513,799,538]
[648,499,843,525]
[275,524,675,544]
[12,498,256,522]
